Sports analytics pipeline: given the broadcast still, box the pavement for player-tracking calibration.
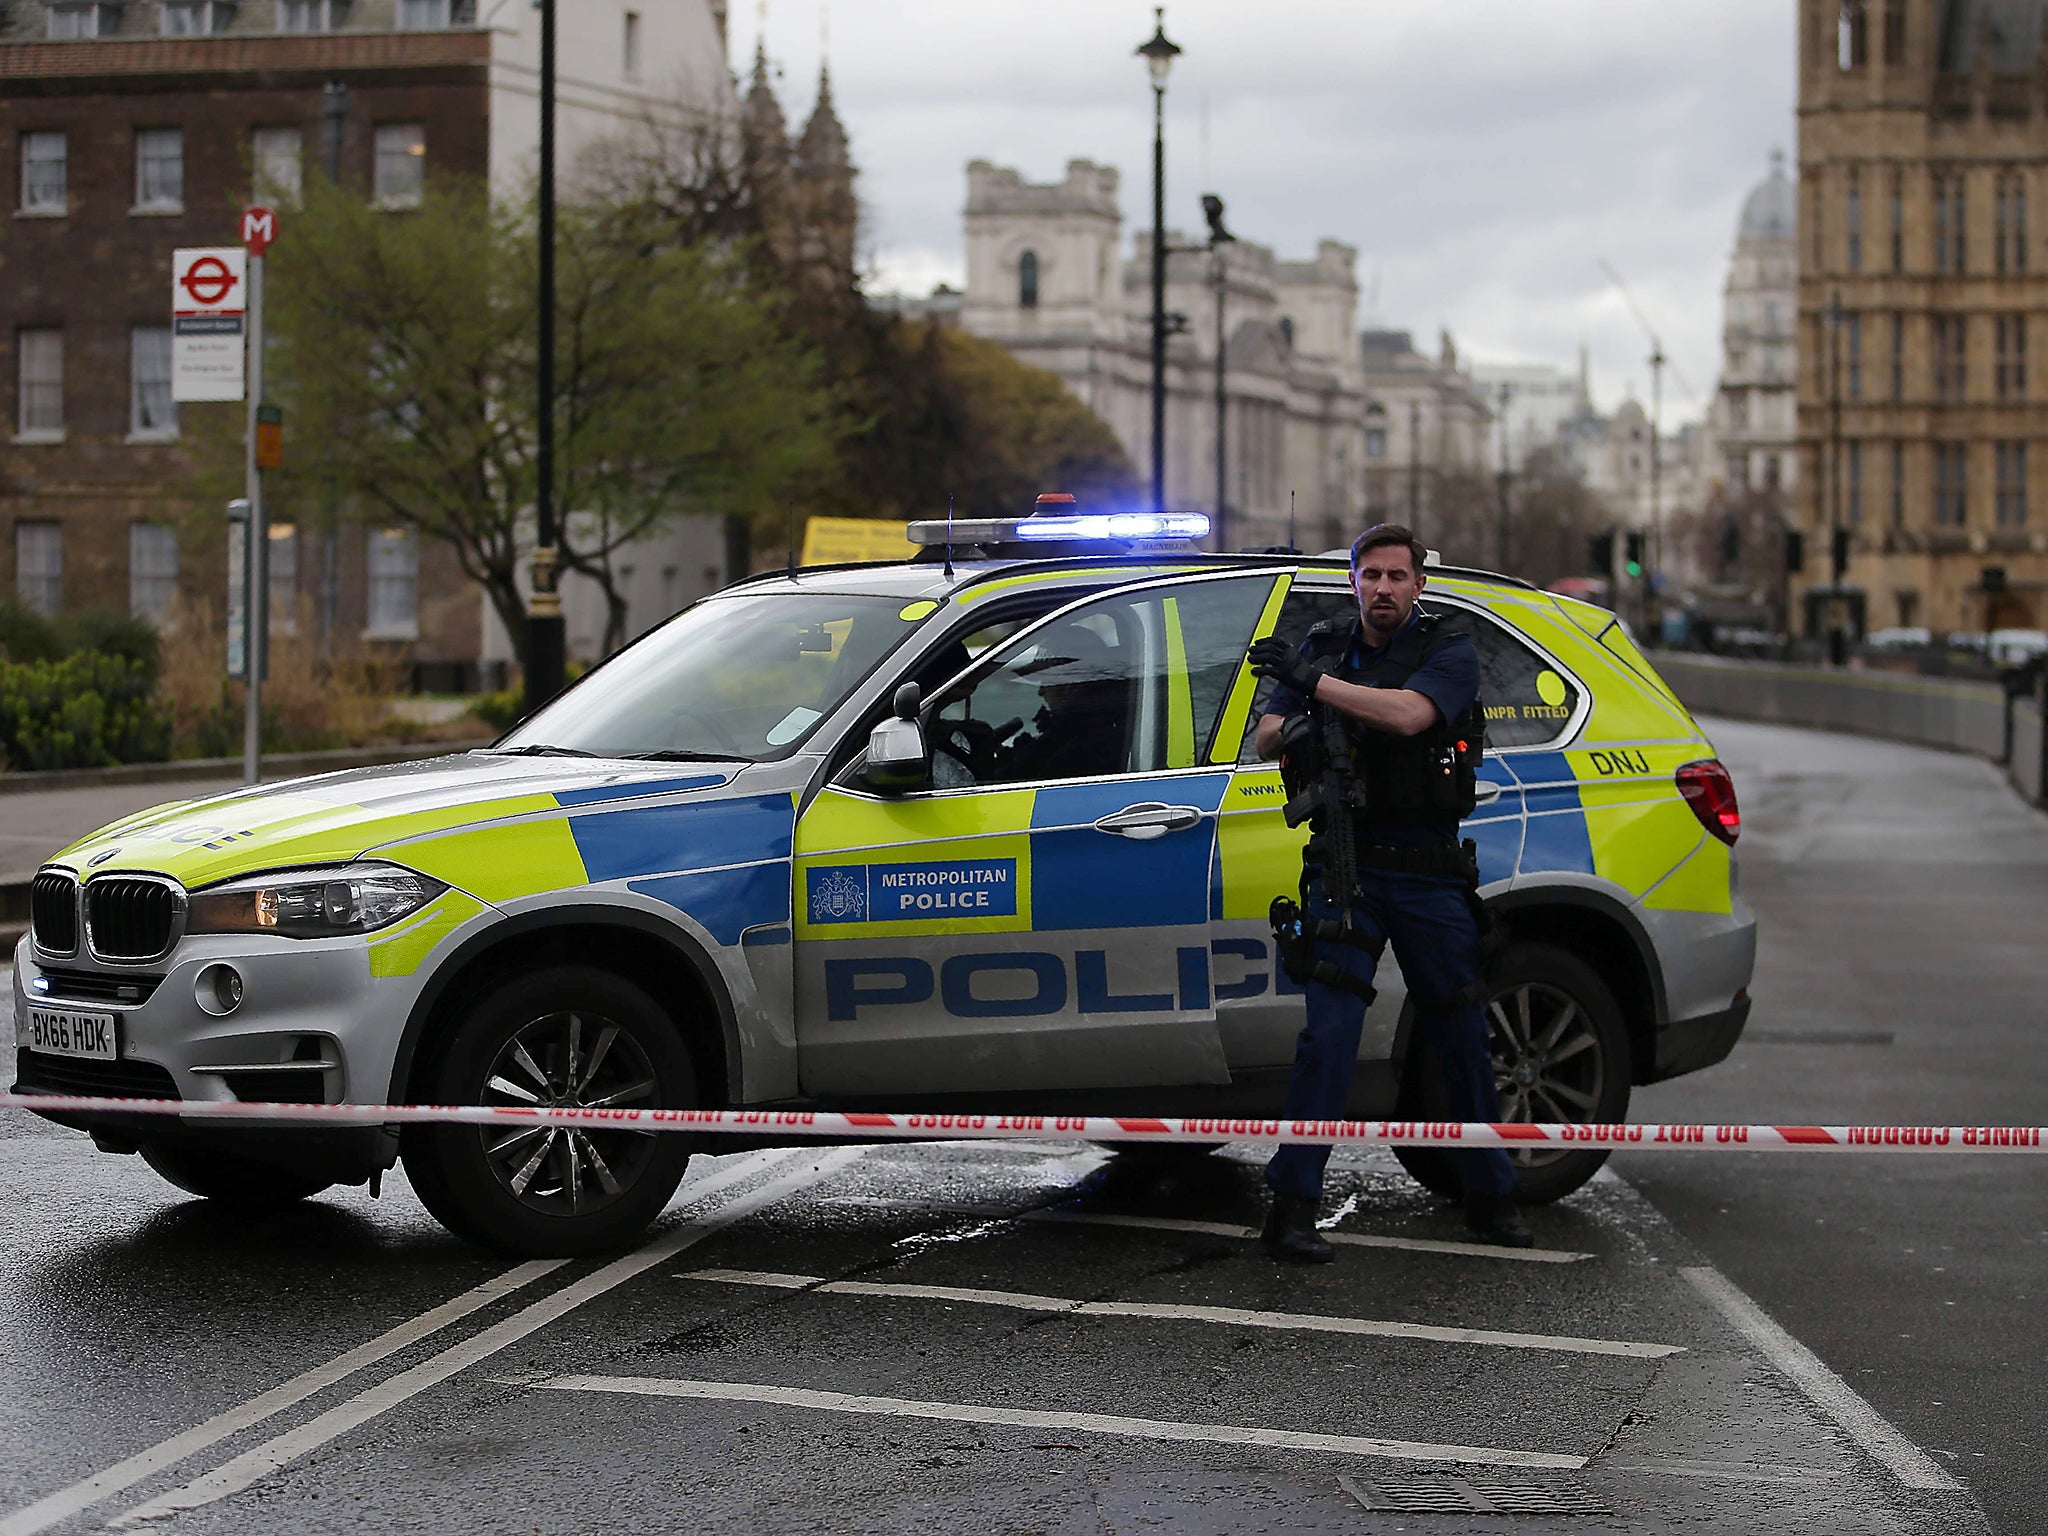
[0,715,2037,1533]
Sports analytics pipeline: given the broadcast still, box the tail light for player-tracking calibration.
[1676,758,1740,845]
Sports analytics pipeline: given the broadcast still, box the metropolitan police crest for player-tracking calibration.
[809,868,866,924]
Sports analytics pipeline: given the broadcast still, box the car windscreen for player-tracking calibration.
[500,590,925,760]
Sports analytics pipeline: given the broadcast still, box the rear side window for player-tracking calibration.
[1236,588,1579,755]
[1466,610,1580,749]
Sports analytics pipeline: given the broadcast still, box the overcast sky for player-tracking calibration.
[728,1,1796,427]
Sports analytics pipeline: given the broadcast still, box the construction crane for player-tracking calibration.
[1595,258,1694,635]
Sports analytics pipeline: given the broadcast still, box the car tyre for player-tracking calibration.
[139,1141,335,1208]
[402,966,698,1257]
[1392,941,1632,1206]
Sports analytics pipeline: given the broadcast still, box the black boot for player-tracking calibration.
[1261,1195,1335,1263]
[1464,1193,1535,1248]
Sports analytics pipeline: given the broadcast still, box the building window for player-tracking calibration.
[251,126,302,203]
[130,325,176,438]
[373,123,426,208]
[1933,171,1965,274]
[1933,442,1968,526]
[16,328,63,438]
[1933,314,1967,400]
[46,3,120,37]
[1891,439,1906,526]
[623,10,641,76]
[365,527,418,637]
[278,0,349,29]
[134,128,183,212]
[396,0,474,27]
[1765,454,1783,490]
[16,523,61,615]
[1017,249,1038,310]
[19,132,66,213]
[1890,311,1904,400]
[1845,311,1863,397]
[1846,168,1862,272]
[1996,314,2026,400]
[1278,316,1296,350]
[1995,172,2026,275]
[1889,167,1904,272]
[1838,0,1868,67]
[1365,428,1386,460]
[161,1,234,34]
[129,522,178,623]
[268,522,298,632]
[1846,440,1863,524]
[1883,0,1906,62]
[1996,443,2027,527]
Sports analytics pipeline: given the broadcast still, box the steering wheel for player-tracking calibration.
[930,716,1020,779]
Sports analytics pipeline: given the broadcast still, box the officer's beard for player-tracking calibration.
[1362,595,1408,641]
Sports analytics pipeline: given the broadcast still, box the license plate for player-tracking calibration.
[26,1007,117,1062]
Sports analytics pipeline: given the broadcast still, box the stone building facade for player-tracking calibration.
[1796,0,2048,637]
[1,0,733,683]
[1357,328,1494,546]
[958,158,1386,553]
[1714,151,1802,499]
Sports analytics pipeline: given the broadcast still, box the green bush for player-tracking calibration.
[469,685,524,735]
[0,651,173,770]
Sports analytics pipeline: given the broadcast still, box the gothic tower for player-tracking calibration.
[793,62,859,288]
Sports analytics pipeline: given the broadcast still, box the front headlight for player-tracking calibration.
[188,862,448,939]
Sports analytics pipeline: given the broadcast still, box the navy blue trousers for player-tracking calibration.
[1265,869,1516,1203]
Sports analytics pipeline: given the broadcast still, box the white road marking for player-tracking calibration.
[1681,1265,1962,1493]
[822,1194,1592,1264]
[0,1261,569,1536]
[528,1374,1591,1470]
[105,1148,863,1528]
[681,1268,1682,1359]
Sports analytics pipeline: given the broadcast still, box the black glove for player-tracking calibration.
[1248,636,1322,700]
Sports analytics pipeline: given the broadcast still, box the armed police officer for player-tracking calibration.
[1247,524,1532,1259]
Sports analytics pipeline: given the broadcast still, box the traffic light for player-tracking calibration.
[1623,531,1645,578]
[1831,527,1851,574]
[1588,531,1615,575]
[1785,529,1805,573]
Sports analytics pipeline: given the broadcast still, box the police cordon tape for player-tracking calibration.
[1,1092,2044,1152]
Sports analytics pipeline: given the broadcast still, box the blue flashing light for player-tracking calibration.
[1012,512,1211,543]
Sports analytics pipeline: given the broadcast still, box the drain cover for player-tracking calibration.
[1339,1472,1611,1515]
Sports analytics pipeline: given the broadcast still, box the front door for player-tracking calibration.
[793,572,1281,1097]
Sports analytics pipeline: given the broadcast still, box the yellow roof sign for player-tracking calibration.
[801,517,917,566]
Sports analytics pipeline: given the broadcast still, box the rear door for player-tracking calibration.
[792,571,1280,1097]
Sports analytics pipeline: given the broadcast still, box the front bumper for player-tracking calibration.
[10,931,423,1180]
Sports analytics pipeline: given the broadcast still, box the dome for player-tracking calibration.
[1736,149,1795,246]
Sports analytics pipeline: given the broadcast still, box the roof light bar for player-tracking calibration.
[907,512,1212,547]
[1014,512,1210,542]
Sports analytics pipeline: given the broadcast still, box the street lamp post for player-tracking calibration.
[1137,9,1180,513]
[1825,288,1847,667]
[1201,192,1234,550]
[524,0,566,714]
[1494,380,1512,571]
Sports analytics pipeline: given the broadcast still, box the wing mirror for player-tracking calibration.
[862,681,930,793]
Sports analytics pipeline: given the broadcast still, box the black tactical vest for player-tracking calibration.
[1302,611,1485,827]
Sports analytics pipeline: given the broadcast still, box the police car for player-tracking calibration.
[13,504,1755,1255]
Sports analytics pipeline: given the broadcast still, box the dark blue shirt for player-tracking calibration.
[1261,608,1480,850]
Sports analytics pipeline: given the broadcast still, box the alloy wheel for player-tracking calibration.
[1487,979,1605,1169]
[475,1010,661,1216]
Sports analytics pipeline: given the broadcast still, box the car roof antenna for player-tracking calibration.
[1287,490,1296,556]
[786,502,797,580]
[944,492,955,581]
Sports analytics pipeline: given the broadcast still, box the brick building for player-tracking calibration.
[1,0,733,683]
[1797,0,2048,639]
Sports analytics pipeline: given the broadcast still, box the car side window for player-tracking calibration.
[929,576,1274,790]
[1465,609,1580,748]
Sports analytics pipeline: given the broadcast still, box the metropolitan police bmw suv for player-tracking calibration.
[14,508,1755,1255]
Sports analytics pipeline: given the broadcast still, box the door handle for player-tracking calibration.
[1472,781,1503,806]
[1094,801,1204,840]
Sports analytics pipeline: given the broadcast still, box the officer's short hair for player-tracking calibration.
[1350,524,1426,575]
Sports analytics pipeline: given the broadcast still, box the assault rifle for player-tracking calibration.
[1267,691,1380,1002]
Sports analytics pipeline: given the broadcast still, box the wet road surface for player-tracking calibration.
[0,715,2034,1533]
